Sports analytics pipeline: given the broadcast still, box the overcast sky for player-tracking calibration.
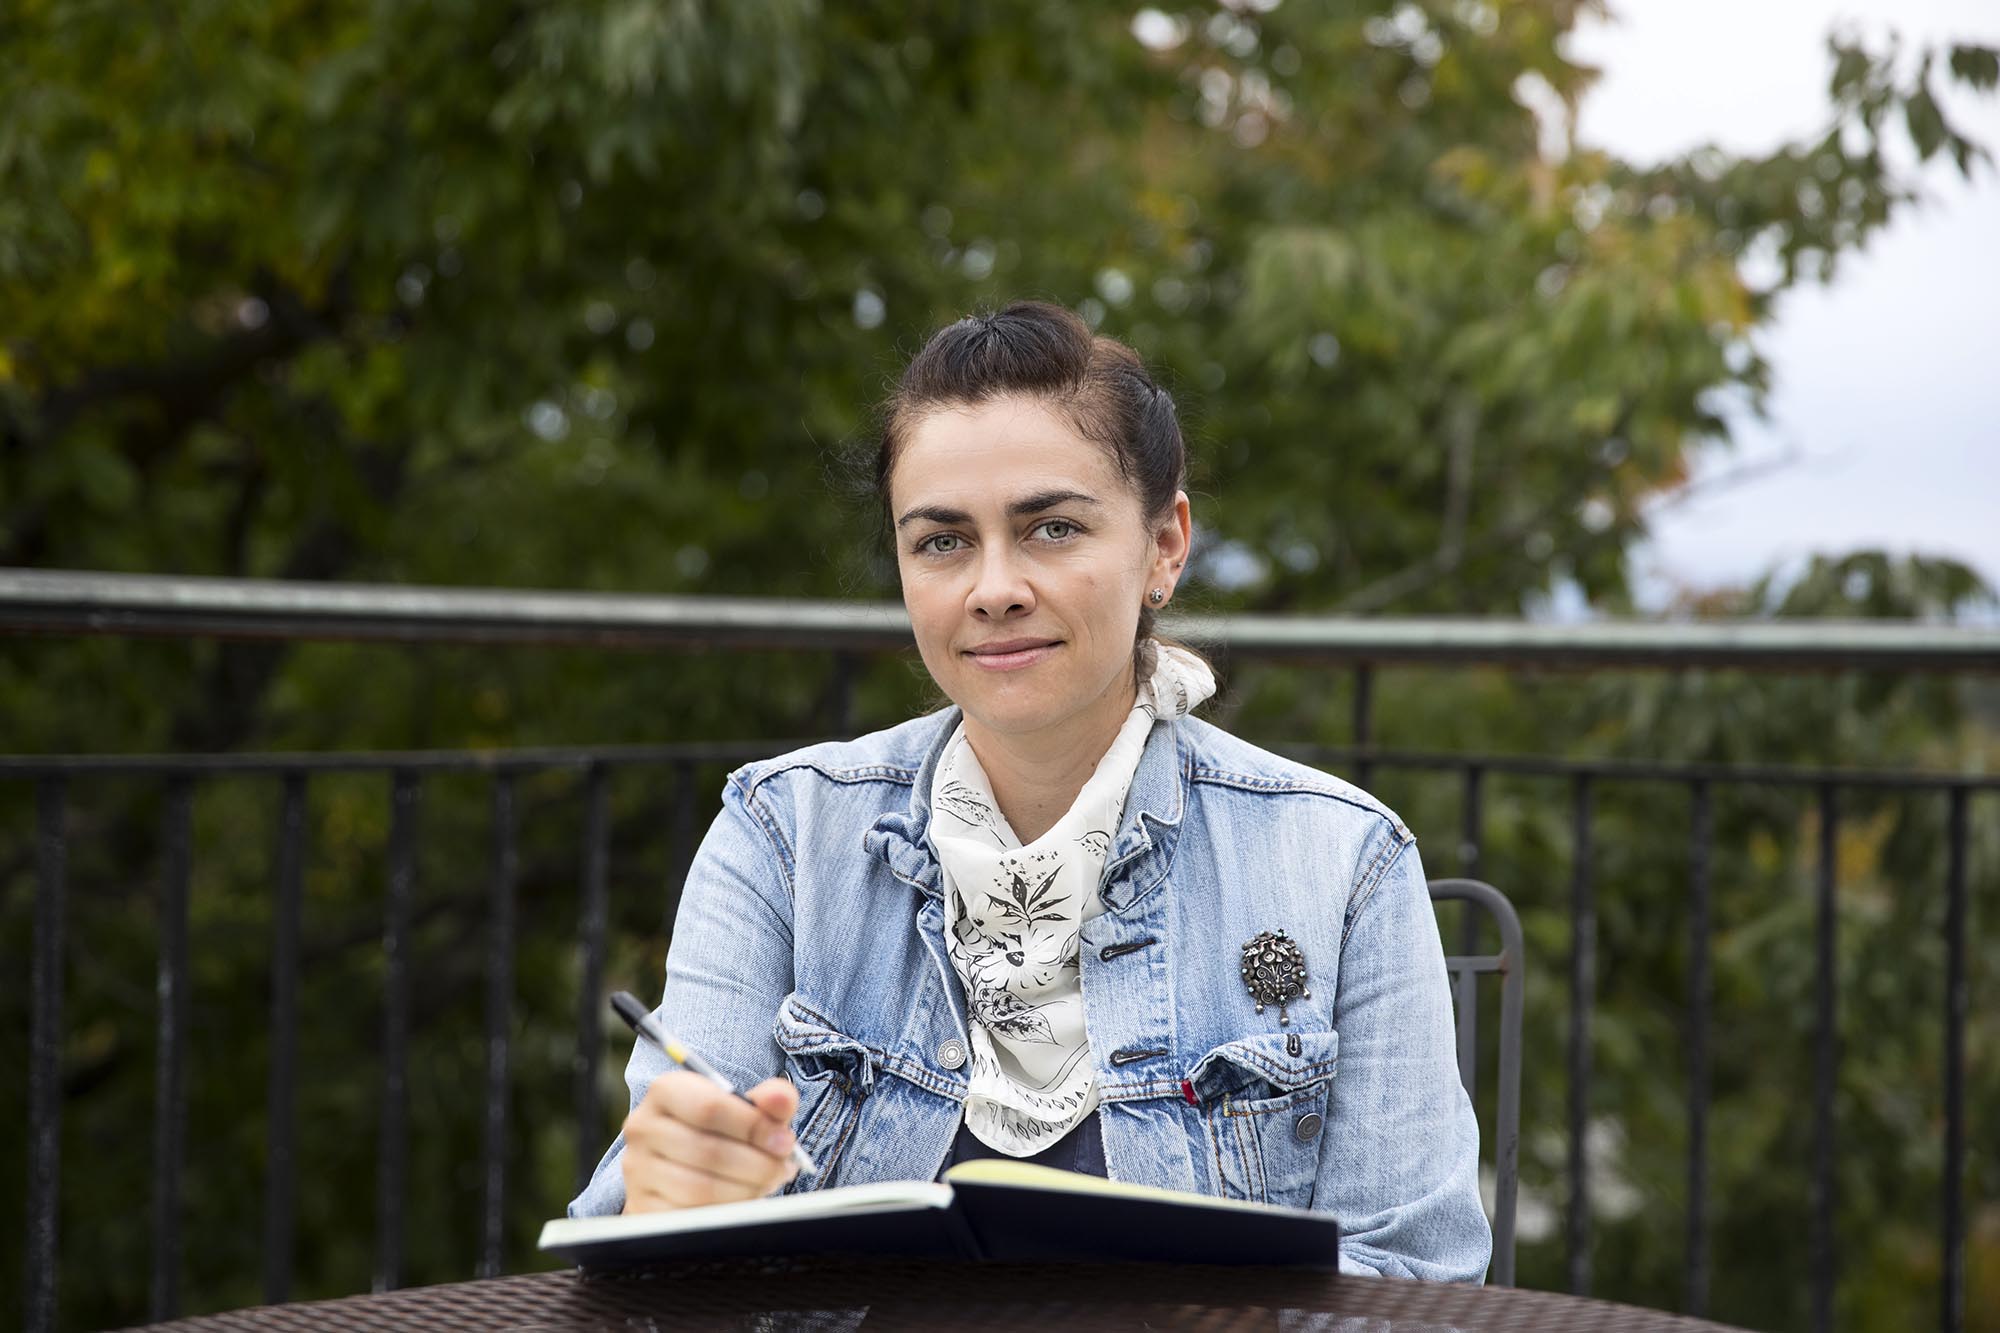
[1566,0,2000,607]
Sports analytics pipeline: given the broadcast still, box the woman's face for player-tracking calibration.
[889,393,1190,745]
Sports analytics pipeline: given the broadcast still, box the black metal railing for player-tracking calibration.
[5,570,1997,1332]
[5,742,777,1328]
[1279,745,1995,1328]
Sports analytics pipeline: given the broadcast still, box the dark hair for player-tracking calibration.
[875,300,1201,683]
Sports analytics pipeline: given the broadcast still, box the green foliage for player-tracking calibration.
[2,3,1996,1330]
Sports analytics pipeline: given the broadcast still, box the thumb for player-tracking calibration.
[743,1075,800,1127]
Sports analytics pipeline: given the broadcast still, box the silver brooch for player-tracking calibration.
[1241,929,1311,1026]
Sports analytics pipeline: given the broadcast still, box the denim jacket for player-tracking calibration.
[571,706,1492,1282]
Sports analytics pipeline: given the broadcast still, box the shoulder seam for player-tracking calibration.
[1191,765,1409,834]
[1341,832,1413,951]
[737,758,919,803]
[726,772,798,902]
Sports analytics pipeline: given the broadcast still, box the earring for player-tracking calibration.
[1149,588,1166,605]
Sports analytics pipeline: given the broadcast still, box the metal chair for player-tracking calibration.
[1430,877,1525,1286]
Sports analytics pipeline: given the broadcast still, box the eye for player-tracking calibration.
[917,532,966,555]
[1036,519,1080,542]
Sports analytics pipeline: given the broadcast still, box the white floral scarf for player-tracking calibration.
[930,641,1217,1155]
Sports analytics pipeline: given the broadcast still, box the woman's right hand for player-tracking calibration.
[620,1071,802,1213]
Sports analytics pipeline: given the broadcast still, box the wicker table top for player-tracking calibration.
[136,1256,1750,1332]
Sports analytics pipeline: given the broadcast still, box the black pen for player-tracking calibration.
[609,990,818,1176]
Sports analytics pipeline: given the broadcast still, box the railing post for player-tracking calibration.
[1685,779,1713,1319]
[575,764,611,1196]
[479,773,518,1279]
[828,652,859,735]
[1456,766,1484,1096]
[263,772,306,1304]
[1351,664,1375,790]
[151,778,193,1322]
[374,771,420,1293]
[1567,773,1595,1297]
[1941,786,1968,1333]
[664,761,698,941]
[1811,784,1839,1333]
[27,777,67,1333]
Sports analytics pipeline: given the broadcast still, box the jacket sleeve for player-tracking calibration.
[1321,830,1493,1282]
[567,768,798,1218]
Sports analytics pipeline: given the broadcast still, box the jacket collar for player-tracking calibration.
[860,708,957,899]
[863,704,1189,913]
[1101,707,1188,913]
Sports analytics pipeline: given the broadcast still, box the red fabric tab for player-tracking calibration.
[1180,1078,1199,1106]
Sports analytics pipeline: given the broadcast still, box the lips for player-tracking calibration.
[966,638,1059,656]
[963,638,1062,671]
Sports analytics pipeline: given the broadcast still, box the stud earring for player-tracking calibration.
[1149,588,1166,605]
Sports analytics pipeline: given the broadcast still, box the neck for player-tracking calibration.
[962,673,1138,844]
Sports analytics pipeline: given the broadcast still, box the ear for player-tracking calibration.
[1150,491,1192,592]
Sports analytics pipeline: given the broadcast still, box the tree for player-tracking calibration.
[2,3,1994,1327]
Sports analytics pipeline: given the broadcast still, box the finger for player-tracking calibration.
[639,1070,771,1144]
[742,1076,800,1127]
[622,1138,759,1214]
[625,1163,703,1214]
[621,1159,690,1215]
[640,1154,778,1210]
[641,1114,796,1191]
[636,1069,798,1159]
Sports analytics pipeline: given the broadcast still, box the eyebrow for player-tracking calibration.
[895,488,1103,530]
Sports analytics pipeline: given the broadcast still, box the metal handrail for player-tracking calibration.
[4,567,1999,668]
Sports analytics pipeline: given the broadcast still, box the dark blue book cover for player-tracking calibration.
[539,1163,1339,1270]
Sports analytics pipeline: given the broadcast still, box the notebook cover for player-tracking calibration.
[538,1168,1339,1269]
[948,1168,1341,1267]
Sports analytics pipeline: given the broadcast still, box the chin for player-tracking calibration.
[953,687,1071,738]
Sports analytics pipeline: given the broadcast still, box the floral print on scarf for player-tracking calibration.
[931,640,1216,1154]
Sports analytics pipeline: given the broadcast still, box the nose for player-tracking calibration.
[966,544,1035,621]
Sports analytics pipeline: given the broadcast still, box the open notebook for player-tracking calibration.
[539,1160,1340,1268]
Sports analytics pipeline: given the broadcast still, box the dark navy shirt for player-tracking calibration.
[940,1111,1106,1178]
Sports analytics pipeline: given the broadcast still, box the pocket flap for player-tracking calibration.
[1186,1029,1339,1102]
[772,994,876,1092]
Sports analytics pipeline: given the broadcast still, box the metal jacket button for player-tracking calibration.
[1294,1111,1324,1142]
[937,1038,967,1070]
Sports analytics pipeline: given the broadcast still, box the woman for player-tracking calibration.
[571,301,1490,1281]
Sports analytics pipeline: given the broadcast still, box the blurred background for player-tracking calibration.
[2,2,1996,1330]
[1571,0,2000,609]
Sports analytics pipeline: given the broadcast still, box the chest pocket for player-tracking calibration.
[1187,1029,1339,1209]
[772,994,876,1194]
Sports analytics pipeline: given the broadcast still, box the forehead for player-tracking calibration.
[893,395,1126,507]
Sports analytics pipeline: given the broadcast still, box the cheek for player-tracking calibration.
[1071,569,1128,627]
[898,571,957,656]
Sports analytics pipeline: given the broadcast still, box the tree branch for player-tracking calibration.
[1332,397,1642,614]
